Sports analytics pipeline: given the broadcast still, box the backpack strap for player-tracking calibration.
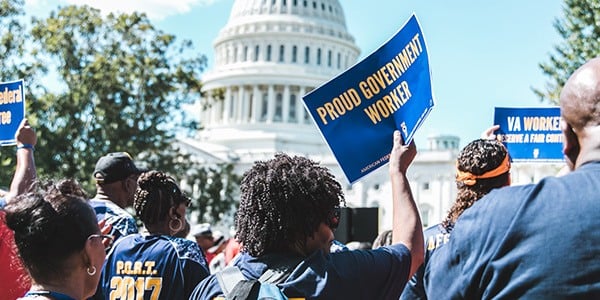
[229,280,260,299]
[216,255,304,298]
[216,266,247,298]
[258,255,304,284]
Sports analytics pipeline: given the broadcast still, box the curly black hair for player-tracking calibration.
[134,170,189,226]
[4,179,98,284]
[236,153,345,257]
[441,139,510,232]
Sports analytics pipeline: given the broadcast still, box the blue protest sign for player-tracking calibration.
[493,107,564,162]
[302,14,434,184]
[0,79,25,146]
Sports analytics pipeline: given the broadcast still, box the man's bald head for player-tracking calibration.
[560,57,600,129]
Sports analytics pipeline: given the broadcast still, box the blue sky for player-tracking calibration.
[25,0,564,148]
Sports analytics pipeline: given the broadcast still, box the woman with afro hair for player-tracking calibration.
[191,130,424,299]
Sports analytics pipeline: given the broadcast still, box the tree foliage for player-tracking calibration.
[534,0,600,104]
[27,5,206,186]
[186,163,240,225]
[0,3,240,225]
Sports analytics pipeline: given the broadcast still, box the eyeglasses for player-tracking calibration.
[327,206,341,231]
[88,234,114,251]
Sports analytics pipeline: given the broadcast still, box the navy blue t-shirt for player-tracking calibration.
[400,224,450,300]
[425,162,600,299]
[190,243,411,299]
[99,234,209,299]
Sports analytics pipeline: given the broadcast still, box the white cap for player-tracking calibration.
[191,223,212,237]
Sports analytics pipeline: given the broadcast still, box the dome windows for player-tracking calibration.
[304,46,310,64]
[292,46,298,63]
[316,48,322,65]
[218,39,354,72]
[279,45,285,62]
[266,45,272,61]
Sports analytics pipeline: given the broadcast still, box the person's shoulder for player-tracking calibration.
[106,233,140,254]
[162,235,206,263]
[190,274,221,300]
[90,198,131,216]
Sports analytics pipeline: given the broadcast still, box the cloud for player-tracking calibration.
[58,0,222,20]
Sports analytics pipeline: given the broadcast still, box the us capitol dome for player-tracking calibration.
[194,0,359,161]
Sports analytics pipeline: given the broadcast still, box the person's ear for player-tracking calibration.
[83,238,101,275]
[169,206,181,219]
[122,176,135,193]
[561,119,580,170]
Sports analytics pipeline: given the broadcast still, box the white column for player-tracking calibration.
[282,85,290,123]
[267,85,275,123]
[299,86,306,123]
[223,87,232,124]
[237,86,245,123]
[242,87,251,123]
[295,88,303,123]
[207,94,217,126]
[252,86,260,123]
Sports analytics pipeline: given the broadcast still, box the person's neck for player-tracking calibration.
[145,222,170,236]
[29,281,83,300]
[575,127,600,169]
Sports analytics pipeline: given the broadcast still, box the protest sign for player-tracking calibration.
[302,14,434,183]
[0,79,25,146]
[494,107,564,162]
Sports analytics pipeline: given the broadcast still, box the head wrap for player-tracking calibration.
[455,154,510,186]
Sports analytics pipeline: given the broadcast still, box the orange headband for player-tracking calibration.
[455,155,511,186]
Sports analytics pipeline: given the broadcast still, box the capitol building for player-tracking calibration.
[180,0,563,240]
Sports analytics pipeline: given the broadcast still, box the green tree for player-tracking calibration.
[186,162,240,225]
[534,0,600,104]
[27,5,206,189]
[1,4,240,225]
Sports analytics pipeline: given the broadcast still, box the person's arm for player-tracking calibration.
[388,130,424,278]
[6,119,37,203]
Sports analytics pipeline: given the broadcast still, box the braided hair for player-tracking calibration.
[134,170,189,227]
[441,139,510,232]
[236,153,345,257]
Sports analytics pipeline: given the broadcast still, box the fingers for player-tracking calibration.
[393,130,403,146]
[390,131,417,175]
[481,125,500,140]
[99,219,113,237]
[15,118,37,145]
[98,220,114,250]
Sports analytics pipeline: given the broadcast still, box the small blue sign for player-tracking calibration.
[302,14,434,184]
[0,79,25,146]
[494,107,564,162]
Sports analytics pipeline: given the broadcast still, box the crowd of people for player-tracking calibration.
[1,57,600,299]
